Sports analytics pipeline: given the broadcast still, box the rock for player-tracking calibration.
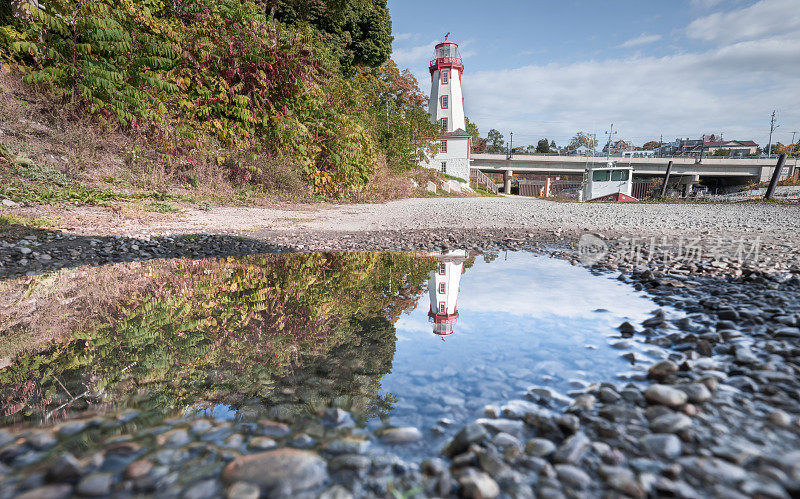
[318,485,354,499]
[619,322,636,337]
[600,466,646,498]
[221,449,327,494]
[648,360,678,380]
[0,429,14,448]
[599,387,622,403]
[322,408,354,428]
[491,432,521,449]
[640,434,682,459]
[555,464,592,489]
[27,432,57,450]
[190,419,213,434]
[556,414,580,433]
[645,385,688,407]
[553,432,591,464]
[379,427,423,444]
[322,438,369,455]
[183,479,220,499]
[290,433,315,448]
[125,459,153,479]
[525,438,556,457]
[157,428,191,447]
[226,481,261,499]
[650,413,692,433]
[247,437,277,451]
[768,409,792,427]
[16,485,73,499]
[47,452,83,482]
[458,469,500,499]
[679,457,747,484]
[442,424,489,458]
[57,421,88,437]
[76,473,113,496]
[1,198,17,207]
[328,454,371,472]
[256,420,291,438]
[475,418,525,435]
[680,383,712,403]
[571,394,596,411]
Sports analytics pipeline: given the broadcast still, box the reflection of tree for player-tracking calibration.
[0,253,436,423]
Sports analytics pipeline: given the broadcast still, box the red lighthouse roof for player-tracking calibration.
[430,33,463,75]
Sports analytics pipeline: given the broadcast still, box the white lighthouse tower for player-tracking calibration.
[428,250,468,338]
[418,34,472,182]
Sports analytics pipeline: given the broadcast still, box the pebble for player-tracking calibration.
[379,427,423,444]
[555,464,592,489]
[553,432,591,464]
[458,469,500,499]
[76,472,113,496]
[648,360,678,380]
[221,449,327,494]
[645,385,688,407]
[525,438,556,457]
[640,434,682,459]
[226,481,261,499]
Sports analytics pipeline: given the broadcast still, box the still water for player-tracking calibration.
[0,250,669,455]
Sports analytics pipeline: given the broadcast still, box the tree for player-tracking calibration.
[550,140,556,151]
[712,148,730,156]
[568,132,597,151]
[486,129,505,154]
[642,140,661,150]
[270,0,393,69]
[535,139,550,153]
[465,117,480,144]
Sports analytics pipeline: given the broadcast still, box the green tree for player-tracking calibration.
[712,148,730,156]
[270,0,392,69]
[465,117,480,143]
[486,129,505,154]
[568,132,597,151]
[536,138,550,153]
[550,140,556,151]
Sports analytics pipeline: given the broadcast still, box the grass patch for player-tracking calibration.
[0,214,56,228]
[473,184,498,197]
[144,201,180,213]
[441,173,468,183]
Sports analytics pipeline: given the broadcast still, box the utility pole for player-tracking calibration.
[508,132,514,159]
[767,110,779,158]
[605,124,617,160]
[791,131,798,157]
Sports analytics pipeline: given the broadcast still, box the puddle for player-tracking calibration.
[0,250,670,457]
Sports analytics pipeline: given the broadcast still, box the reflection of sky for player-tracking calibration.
[382,252,664,434]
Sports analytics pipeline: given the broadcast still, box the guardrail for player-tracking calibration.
[470,169,499,194]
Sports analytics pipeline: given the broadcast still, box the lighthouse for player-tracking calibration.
[428,250,468,338]
[418,34,472,182]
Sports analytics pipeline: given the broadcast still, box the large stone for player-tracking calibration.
[17,485,73,499]
[640,434,682,459]
[525,438,556,457]
[678,457,747,484]
[221,449,327,494]
[648,360,678,380]
[76,473,113,496]
[645,385,688,407]
[47,452,83,482]
[680,383,712,403]
[184,479,221,499]
[650,413,692,433]
[458,469,500,499]
[379,427,423,444]
[553,432,591,464]
[442,424,489,458]
[555,464,592,489]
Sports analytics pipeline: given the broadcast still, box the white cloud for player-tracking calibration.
[686,0,800,45]
[392,40,437,67]
[618,33,662,48]
[393,32,415,42]
[459,1,800,146]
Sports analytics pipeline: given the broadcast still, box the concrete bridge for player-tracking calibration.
[470,154,798,194]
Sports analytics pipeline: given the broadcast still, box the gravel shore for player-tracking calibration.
[1,197,800,498]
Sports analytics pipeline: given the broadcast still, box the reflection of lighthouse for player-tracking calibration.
[428,250,468,337]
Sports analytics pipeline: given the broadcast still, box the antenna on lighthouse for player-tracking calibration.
[445,32,450,41]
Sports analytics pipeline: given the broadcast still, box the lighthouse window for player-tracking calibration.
[440,140,447,153]
[611,170,629,181]
[441,95,448,109]
[441,162,447,173]
[440,118,448,131]
[441,70,449,84]
[438,302,446,314]
[439,282,446,294]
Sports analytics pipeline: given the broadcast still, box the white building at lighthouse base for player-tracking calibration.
[418,130,472,183]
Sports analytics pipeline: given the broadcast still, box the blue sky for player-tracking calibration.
[388,0,800,148]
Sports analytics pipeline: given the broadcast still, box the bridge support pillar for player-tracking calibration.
[503,170,513,194]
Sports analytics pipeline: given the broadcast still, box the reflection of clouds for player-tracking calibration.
[458,253,655,321]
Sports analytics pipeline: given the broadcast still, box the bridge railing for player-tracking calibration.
[470,169,499,194]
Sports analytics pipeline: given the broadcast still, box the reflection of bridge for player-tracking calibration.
[470,154,798,194]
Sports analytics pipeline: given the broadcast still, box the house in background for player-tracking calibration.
[704,140,759,156]
[602,139,632,155]
[567,145,591,156]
